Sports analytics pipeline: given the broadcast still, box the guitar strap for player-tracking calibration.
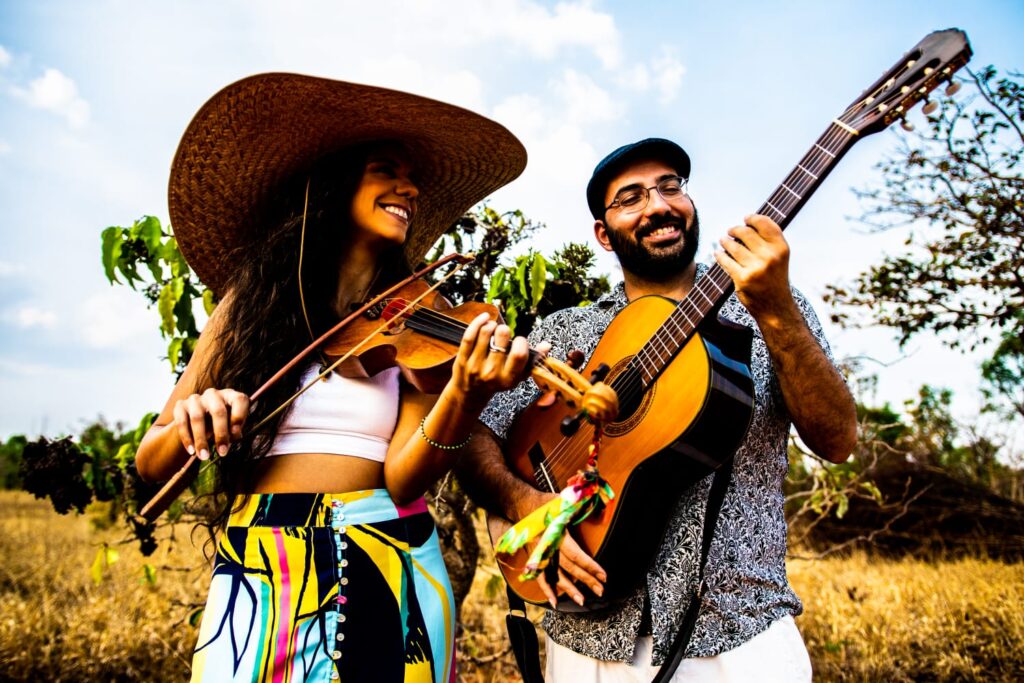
[504,458,734,683]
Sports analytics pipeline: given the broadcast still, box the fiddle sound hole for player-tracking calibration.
[604,359,653,437]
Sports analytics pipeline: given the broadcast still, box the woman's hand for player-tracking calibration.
[172,388,251,461]
[450,313,531,410]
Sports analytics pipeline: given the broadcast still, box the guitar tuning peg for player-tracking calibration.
[945,80,962,96]
[922,99,938,115]
[900,118,914,132]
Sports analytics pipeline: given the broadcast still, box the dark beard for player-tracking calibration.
[604,208,700,282]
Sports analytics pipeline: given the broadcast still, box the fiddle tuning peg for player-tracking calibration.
[589,363,611,384]
[560,411,586,437]
[945,80,962,96]
[922,98,938,115]
[900,118,914,132]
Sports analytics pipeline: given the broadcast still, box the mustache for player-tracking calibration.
[636,213,685,239]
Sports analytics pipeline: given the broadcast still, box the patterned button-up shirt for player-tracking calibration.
[479,263,838,663]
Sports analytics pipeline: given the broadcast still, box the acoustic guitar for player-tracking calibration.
[491,28,973,610]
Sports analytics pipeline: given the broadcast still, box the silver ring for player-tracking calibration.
[489,340,510,354]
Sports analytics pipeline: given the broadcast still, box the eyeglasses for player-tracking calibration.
[605,176,689,214]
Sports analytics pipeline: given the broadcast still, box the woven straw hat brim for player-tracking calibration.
[169,73,527,295]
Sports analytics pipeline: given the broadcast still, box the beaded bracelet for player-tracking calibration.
[419,417,472,450]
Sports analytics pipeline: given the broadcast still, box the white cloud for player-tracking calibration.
[0,262,24,277]
[487,0,623,68]
[77,289,158,349]
[651,51,685,104]
[5,306,58,329]
[347,55,485,113]
[11,67,90,128]
[552,68,625,126]
[0,45,10,68]
[613,48,686,104]
[0,139,11,156]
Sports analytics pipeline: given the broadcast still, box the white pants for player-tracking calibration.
[545,615,812,682]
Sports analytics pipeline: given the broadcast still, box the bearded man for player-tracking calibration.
[459,138,857,682]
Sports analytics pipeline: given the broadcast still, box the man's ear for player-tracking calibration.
[594,220,614,253]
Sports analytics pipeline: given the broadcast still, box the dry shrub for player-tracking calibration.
[0,491,205,681]
[791,553,1024,681]
[2,492,1022,681]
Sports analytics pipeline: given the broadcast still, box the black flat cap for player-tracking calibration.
[586,138,691,219]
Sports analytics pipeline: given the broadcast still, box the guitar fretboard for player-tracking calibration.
[631,122,859,385]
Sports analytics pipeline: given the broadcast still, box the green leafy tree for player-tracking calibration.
[429,205,609,334]
[0,435,27,489]
[824,66,1024,418]
[101,216,216,375]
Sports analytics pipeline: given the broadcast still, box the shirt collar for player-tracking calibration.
[597,262,710,309]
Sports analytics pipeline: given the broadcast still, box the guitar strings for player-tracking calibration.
[362,119,860,487]
[536,121,858,483]
[526,77,933,485]
[607,121,854,407]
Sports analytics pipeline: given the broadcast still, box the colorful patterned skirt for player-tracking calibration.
[190,490,456,682]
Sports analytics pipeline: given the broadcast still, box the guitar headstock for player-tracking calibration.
[839,29,972,136]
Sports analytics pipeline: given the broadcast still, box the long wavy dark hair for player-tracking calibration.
[197,142,410,536]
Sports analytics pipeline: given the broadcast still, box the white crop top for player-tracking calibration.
[265,364,401,462]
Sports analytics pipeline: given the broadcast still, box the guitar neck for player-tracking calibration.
[630,121,861,387]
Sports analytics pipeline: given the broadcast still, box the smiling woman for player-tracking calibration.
[132,73,527,682]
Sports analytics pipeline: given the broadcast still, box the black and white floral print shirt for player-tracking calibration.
[479,263,838,663]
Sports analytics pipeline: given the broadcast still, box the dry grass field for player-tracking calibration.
[1,491,1021,682]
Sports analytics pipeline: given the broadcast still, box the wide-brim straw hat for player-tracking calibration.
[168,73,527,295]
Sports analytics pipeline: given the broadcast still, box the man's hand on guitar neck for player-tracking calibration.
[715,214,857,463]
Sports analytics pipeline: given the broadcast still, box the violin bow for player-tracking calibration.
[138,253,472,522]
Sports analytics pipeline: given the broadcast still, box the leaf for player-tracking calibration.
[859,481,884,504]
[133,216,163,254]
[515,257,529,301]
[167,337,184,373]
[485,269,507,303]
[485,573,505,600]
[157,278,185,337]
[201,288,217,316]
[116,254,142,289]
[188,607,205,628]
[114,443,135,469]
[529,253,547,308]
[173,286,196,334]
[162,237,191,279]
[101,227,123,284]
[133,216,165,281]
[90,545,120,585]
[141,563,157,587]
[505,304,518,336]
[836,492,849,519]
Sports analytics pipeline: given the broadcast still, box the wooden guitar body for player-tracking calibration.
[496,295,754,610]
[490,28,974,609]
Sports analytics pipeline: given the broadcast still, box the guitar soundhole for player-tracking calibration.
[603,356,654,437]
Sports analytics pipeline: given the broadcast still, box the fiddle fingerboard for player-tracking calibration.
[399,305,547,366]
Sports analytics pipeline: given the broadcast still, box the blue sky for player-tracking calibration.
[1,1,1022,439]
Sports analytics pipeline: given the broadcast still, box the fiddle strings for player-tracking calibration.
[383,300,548,366]
[246,263,471,436]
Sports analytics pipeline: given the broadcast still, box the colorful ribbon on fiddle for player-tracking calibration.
[495,426,613,581]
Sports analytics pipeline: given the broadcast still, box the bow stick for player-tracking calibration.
[138,253,472,521]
